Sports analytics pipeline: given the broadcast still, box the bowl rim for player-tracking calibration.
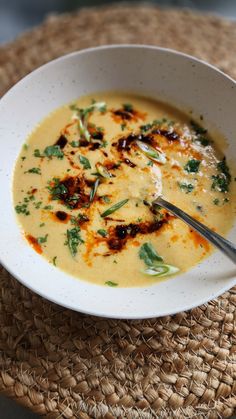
[1,44,236,319]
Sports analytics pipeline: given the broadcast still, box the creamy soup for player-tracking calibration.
[13,93,236,287]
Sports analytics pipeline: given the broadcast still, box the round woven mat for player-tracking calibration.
[0,4,236,418]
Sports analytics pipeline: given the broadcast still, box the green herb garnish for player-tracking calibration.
[196,136,210,147]
[211,157,231,193]
[213,198,220,205]
[139,242,163,266]
[15,203,30,216]
[70,140,80,147]
[135,141,166,164]
[23,144,28,151]
[34,201,42,209]
[101,199,129,218]
[121,123,126,131]
[101,195,111,204]
[105,281,118,287]
[190,120,207,135]
[71,213,88,225]
[44,145,64,159]
[95,162,111,178]
[184,159,201,173]
[139,242,179,278]
[123,103,133,112]
[39,223,45,227]
[25,167,41,175]
[66,227,84,257]
[79,155,91,170]
[52,256,57,266]
[34,149,42,157]
[90,178,100,202]
[140,123,152,132]
[37,234,48,244]
[179,182,194,193]
[97,229,107,237]
[34,146,64,159]
[44,205,53,210]
[72,101,107,142]
[48,178,68,200]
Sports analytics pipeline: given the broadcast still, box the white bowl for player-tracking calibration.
[0,45,236,319]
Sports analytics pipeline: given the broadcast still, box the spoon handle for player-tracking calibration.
[155,197,236,264]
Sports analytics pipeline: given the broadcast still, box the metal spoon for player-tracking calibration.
[154,196,236,264]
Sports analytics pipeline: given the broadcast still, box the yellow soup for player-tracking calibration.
[13,92,236,287]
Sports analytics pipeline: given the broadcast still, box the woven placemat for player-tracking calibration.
[0,4,236,418]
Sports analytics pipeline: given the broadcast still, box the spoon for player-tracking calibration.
[154,196,236,264]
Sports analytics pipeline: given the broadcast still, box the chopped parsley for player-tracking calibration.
[15,203,30,216]
[34,149,42,157]
[52,256,57,266]
[66,227,84,257]
[34,201,42,209]
[105,281,118,287]
[97,229,107,237]
[213,198,220,205]
[190,120,207,135]
[44,205,53,210]
[39,223,45,227]
[44,145,64,159]
[121,123,126,131]
[37,234,48,244]
[79,155,91,170]
[147,160,153,167]
[178,182,194,193]
[196,136,210,147]
[34,146,64,159]
[211,157,231,193]
[184,159,201,173]
[48,178,68,200]
[140,123,152,132]
[123,103,133,112]
[25,167,41,175]
[190,120,211,146]
[23,144,29,150]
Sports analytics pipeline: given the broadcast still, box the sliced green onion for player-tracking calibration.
[78,119,90,142]
[143,264,179,277]
[96,162,112,178]
[90,178,100,202]
[135,140,166,164]
[90,102,106,113]
[101,199,129,218]
[74,101,107,142]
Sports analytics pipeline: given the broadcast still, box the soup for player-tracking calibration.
[13,93,235,287]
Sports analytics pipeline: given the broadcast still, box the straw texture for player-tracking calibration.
[0,4,236,418]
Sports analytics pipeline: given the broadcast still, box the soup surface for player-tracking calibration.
[13,93,236,287]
